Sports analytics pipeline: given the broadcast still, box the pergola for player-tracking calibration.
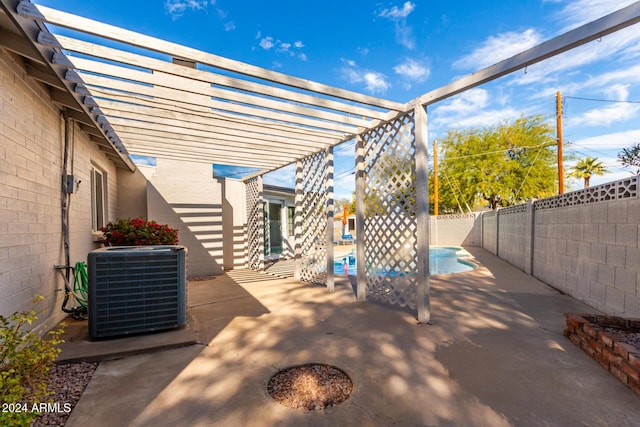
[2,0,639,321]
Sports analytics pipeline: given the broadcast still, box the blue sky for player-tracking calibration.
[39,0,640,200]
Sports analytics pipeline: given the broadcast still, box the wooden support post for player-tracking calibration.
[355,133,367,302]
[294,161,302,280]
[414,106,431,323]
[325,148,335,292]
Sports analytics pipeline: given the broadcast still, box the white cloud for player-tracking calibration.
[377,1,416,49]
[259,37,275,50]
[363,72,390,93]
[224,22,236,32]
[258,36,306,60]
[431,88,522,130]
[557,0,638,31]
[164,0,214,19]
[569,129,640,150]
[454,29,542,70]
[340,59,390,94]
[278,42,292,52]
[263,164,296,187]
[393,58,430,86]
[378,2,416,19]
[566,84,640,127]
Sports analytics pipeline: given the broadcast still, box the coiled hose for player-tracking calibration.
[73,261,88,309]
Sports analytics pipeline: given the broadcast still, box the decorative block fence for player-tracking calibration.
[476,176,640,317]
[564,313,640,395]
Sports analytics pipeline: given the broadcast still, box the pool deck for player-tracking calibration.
[60,247,640,426]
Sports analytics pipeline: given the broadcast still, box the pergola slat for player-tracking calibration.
[38,5,406,111]
[55,35,391,121]
[78,73,359,135]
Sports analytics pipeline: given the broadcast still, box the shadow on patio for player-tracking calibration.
[64,248,640,426]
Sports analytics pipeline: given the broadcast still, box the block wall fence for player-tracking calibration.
[440,176,640,317]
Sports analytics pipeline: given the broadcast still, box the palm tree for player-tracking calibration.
[567,157,609,188]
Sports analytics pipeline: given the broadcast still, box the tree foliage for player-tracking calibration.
[618,142,640,175]
[435,115,558,211]
[567,156,608,188]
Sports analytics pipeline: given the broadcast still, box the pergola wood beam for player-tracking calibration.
[408,1,640,109]
[37,4,406,111]
[79,73,359,134]
[55,35,392,120]
[66,56,373,128]
[111,124,328,157]
[97,100,342,144]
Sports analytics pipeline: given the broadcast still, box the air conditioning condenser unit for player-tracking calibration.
[88,245,187,339]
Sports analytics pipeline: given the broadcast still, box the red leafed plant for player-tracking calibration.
[100,218,179,246]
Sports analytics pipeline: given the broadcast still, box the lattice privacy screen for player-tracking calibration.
[361,111,418,309]
[245,176,264,270]
[298,151,330,284]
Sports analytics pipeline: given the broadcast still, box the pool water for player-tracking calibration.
[333,247,475,276]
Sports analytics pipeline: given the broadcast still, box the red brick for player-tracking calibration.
[581,341,597,357]
[576,327,590,341]
[588,337,603,353]
[568,333,583,348]
[583,323,603,339]
[610,365,628,385]
[620,361,640,382]
[629,352,640,370]
[629,378,640,395]
[595,353,610,370]
[600,332,617,348]
[565,314,589,329]
[603,347,623,366]
[613,341,637,360]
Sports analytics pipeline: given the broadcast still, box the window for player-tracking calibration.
[287,206,295,237]
[91,167,107,230]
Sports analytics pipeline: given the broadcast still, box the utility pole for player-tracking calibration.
[556,91,564,194]
[433,140,439,216]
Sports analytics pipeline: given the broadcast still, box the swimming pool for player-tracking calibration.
[333,246,475,276]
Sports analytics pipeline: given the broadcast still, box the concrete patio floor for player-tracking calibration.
[62,248,640,426]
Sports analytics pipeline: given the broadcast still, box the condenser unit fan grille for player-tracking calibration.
[88,246,187,339]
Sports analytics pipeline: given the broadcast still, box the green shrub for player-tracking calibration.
[0,297,64,427]
[100,217,179,246]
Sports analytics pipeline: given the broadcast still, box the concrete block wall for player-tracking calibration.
[0,50,117,329]
[479,177,640,317]
[534,197,640,316]
[482,211,497,254]
[430,213,481,247]
[497,202,533,274]
[135,159,225,276]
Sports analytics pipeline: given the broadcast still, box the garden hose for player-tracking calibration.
[73,261,88,309]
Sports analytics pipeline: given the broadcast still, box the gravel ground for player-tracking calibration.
[267,363,353,411]
[32,362,97,427]
[604,327,640,351]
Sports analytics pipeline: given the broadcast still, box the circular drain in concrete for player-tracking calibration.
[267,363,353,410]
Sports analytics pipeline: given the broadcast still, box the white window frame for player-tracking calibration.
[91,166,107,231]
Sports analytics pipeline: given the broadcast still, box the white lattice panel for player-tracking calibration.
[362,112,418,309]
[535,176,638,211]
[245,177,264,270]
[299,152,328,284]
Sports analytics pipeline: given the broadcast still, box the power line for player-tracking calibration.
[564,95,640,104]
